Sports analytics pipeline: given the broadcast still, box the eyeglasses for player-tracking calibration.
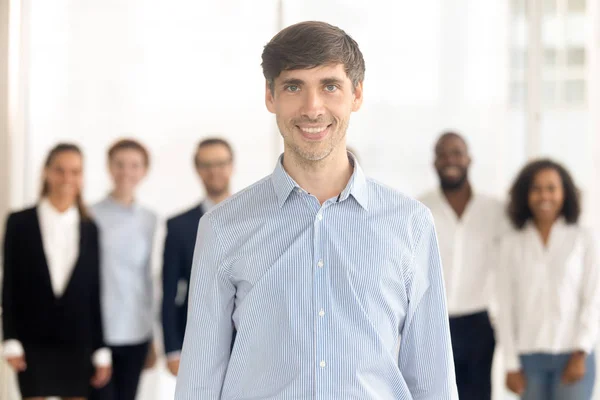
[196,159,232,170]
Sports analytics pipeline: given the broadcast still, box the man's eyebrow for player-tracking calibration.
[320,77,344,85]
[280,78,304,86]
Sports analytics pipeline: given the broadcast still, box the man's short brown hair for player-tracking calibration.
[194,137,234,167]
[261,21,365,93]
[108,138,150,167]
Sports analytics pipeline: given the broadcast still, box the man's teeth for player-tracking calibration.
[300,127,327,134]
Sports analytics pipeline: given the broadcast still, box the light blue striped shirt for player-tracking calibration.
[91,197,157,345]
[176,155,457,399]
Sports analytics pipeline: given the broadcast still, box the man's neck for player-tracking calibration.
[534,218,554,246]
[110,189,135,206]
[207,192,230,205]
[283,147,353,205]
[442,182,472,219]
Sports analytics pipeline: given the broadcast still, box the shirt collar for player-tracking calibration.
[271,152,369,210]
[39,197,79,223]
[105,194,140,212]
[203,197,216,212]
[435,186,477,203]
[525,215,567,232]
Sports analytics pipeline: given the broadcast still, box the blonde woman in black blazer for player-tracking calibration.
[2,143,111,400]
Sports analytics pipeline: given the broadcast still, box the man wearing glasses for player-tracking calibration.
[161,138,234,376]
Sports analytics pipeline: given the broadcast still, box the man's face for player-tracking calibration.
[108,149,148,194]
[434,136,471,190]
[195,144,233,197]
[265,64,363,163]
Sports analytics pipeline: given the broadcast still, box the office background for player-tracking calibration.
[0,0,599,399]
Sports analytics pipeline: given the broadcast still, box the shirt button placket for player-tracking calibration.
[314,208,327,386]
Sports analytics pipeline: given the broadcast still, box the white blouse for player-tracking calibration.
[495,218,600,372]
[38,198,80,297]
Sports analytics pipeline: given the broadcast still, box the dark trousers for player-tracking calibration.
[89,340,150,400]
[449,311,495,400]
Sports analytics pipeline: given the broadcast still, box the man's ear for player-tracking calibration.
[265,81,276,114]
[352,81,364,112]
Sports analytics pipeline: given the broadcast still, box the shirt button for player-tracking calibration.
[318,309,325,317]
[317,213,323,221]
[319,360,326,368]
[317,260,324,268]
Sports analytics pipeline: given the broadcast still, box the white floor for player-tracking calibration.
[136,361,177,400]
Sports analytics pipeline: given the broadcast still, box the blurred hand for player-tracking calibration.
[144,343,157,370]
[6,355,26,372]
[562,352,586,385]
[167,358,180,376]
[90,366,112,388]
[506,371,526,395]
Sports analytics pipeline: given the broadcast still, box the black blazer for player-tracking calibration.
[2,206,105,352]
[161,204,204,355]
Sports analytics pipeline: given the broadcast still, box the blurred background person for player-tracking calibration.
[2,144,111,399]
[419,131,508,400]
[496,159,600,400]
[89,139,157,400]
[161,138,234,376]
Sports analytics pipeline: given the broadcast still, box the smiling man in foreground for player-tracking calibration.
[175,21,458,399]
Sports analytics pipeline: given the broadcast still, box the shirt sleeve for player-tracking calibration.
[90,223,107,353]
[575,229,600,353]
[487,203,513,326]
[92,347,112,367]
[2,339,24,358]
[166,350,181,361]
[162,219,184,355]
[145,214,158,335]
[174,214,235,399]
[2,214,18,343]
[398,208,458,399]
[494,236,521,372]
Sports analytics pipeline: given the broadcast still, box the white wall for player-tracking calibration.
[24,0,281,213]
[0,0,11,396]
[20,0,523,208]
[282,0,518,200]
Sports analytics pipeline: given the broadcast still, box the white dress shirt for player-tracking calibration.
[496,218,600,372]
[2,198,111,366]
[419,189,509,317]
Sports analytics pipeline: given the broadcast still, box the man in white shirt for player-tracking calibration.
[419,131,509,400]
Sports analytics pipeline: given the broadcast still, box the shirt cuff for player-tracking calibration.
[166,351,181,361]
[575,333,596,354]
[505,351,521,372]
[2,340,24,358]
[92,347,112,367]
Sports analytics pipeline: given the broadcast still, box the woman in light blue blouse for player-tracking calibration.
[89,139,157,400]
